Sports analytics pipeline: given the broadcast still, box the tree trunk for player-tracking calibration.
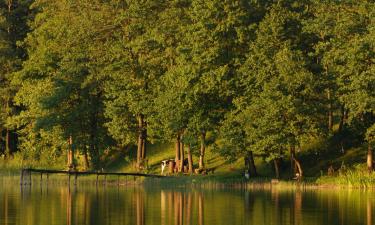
[179,142,184,172]
[248,151,257,176]
[5,128,10,158]
[88,99,100,169]
[68,136,75,171]
[83,147,90,170]
[290,146,296,175]
[136,133,142,169]
[273,158,280,179]
[293,157,303,178]
[187,144,193,174]
[141,138,146,160]
[327,89,333,131]
[245,151,257,177]
[7,0,12,15]
[175,135,181,170]
[338,105,345,133]
[136,115,144,169]
[199,132,206,169]
[141,121,147,160]
[89,141,99,170]
[367,144,373,173]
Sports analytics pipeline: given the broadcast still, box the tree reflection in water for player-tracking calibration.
[367,198,372,225]
[1,184,375,225]
[160,190,204,225]
[136,190,145,225]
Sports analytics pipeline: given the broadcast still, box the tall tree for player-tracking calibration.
[170,0,267,170]
[0,0,32,158]
[226,2,321,178]
[306,0,375,171]
[103,0,166,169]
[14,0,115,169]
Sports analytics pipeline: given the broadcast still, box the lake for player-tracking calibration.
[0,181,374,225]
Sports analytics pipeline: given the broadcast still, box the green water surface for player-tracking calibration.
[0,181,374,225]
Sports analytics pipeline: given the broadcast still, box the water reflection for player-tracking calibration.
[368,198,372,225]
[0,183,375,225]
[136,190,144,225]
[159,190,204,225]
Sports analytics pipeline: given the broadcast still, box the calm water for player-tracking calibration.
[0,181,374,225]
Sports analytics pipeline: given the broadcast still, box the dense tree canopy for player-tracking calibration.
[0,0,373,177]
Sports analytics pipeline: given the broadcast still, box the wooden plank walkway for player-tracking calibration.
[20,168,168,185]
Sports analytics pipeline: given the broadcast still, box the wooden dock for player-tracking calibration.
[20,168,168,185]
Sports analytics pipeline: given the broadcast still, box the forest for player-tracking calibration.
[0,0,374,179]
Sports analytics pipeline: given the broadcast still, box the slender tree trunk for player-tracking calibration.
[327,89,333,131]
[187,144,193,174]
[7,1,12,16]
[141,137,146,160]
[137,134,142,169]
[136,115,144,169]
[83,147,90,170]
[290,146,296,175]
[290,146,303,178]
[89,114,100,169]
[89,139,99,169]
[141,121,147,160]
[5,128,10,158]
[338,105,345,133]
[179,142,184,172]
[175,135,180,171]
[367,144,373,173]
[199,132,206,169]
[68,136,75,171]
[273,158,280,179]
[293,158,303,178]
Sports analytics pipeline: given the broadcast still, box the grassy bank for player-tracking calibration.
[1,137,374,188]
[2,168,375,189]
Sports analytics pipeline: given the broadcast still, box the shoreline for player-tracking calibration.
[2,167,375,190]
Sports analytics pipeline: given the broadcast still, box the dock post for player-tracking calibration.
[68,173,71,186]
[40,173,43,182]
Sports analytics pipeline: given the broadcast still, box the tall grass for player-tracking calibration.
[316,164,375,188]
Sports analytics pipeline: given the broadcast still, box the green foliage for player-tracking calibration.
[0,0,373,177]
[103,0,167,146]
[317,164,375,188]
